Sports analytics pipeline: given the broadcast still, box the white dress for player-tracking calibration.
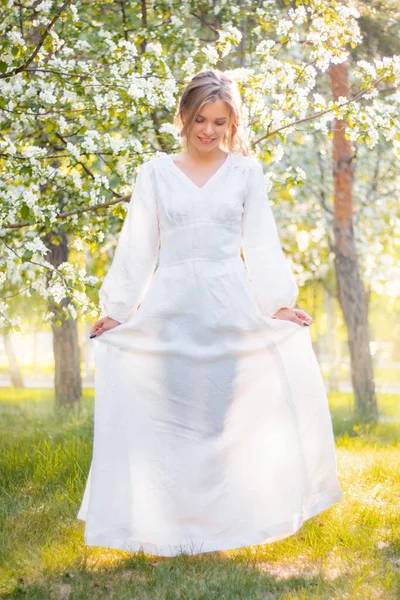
[77,151,343,557]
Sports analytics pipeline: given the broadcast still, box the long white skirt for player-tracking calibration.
[77,262,342,557]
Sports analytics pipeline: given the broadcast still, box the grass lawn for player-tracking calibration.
[0,388,399,599]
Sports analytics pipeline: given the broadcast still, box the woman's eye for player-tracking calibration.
[195,121,225,126]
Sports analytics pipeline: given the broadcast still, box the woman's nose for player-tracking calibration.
[203,123,214,136]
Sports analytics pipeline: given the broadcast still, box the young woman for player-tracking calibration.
[77,69,343,558]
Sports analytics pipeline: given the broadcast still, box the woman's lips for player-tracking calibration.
[198,136,216,144]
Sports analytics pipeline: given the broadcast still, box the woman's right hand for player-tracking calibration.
[272,306,312,327]
[90,316,121,338]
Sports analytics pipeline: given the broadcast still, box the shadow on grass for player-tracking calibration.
[1,550,352,600]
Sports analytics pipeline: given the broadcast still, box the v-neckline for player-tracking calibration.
[169,152,231,191]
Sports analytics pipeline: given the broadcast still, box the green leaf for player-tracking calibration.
[21,205,31,220]
[22,250,34,262]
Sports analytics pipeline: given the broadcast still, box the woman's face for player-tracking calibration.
[186,98,231,153]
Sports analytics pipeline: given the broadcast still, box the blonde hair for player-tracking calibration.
[173,69,252,156]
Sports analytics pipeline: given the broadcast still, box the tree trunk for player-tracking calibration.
[3,332,24,388]
[329,62,378,421]
[51,316,82,409]
[44,228,82,409]
[324,287,340,392]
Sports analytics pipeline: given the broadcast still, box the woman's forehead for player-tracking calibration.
[197,100,230,119]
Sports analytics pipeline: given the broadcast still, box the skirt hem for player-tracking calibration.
[77,487,343,557]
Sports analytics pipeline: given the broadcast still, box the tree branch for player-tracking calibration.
[252,73,389,145]
[0,0,73,80]
[3,195,131,231]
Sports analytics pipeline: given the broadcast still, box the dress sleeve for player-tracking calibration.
[98,162,160,323]
[241,158,298,317]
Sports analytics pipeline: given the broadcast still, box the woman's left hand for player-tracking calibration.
[272,307,312,327]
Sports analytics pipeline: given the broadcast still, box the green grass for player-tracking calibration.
[0,388,399,599]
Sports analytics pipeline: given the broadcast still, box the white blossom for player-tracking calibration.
[182,57,196,78]
[36,1,53,13]
[70,4,79,22]
[25,238,48,255]
[48,281,67,303]
[22,189,39,209]
[159,122,180,141]
[201,46,219,65]
[66,142,81,160]
[170,15,183,27]
[127,81,145,99]
[7,30,25,45]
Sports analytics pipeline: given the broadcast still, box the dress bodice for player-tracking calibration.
[148,153,248,267]
[97,152,299,323]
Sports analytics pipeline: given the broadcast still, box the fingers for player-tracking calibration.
[90,318,106,338]
[89,316,121,339]
[293,316,310,327]
[292,309,312,327]
[90,326,104,338]
[276,309,311,328]
[90,318,106,335]
[271,306,312,327]
[290,311,311,327]
[293,309,311,320]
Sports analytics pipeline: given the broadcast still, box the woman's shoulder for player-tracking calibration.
[141,153,171,169]
[229,153,263,174]
[134,154,170,178]
[223,152,259,165]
